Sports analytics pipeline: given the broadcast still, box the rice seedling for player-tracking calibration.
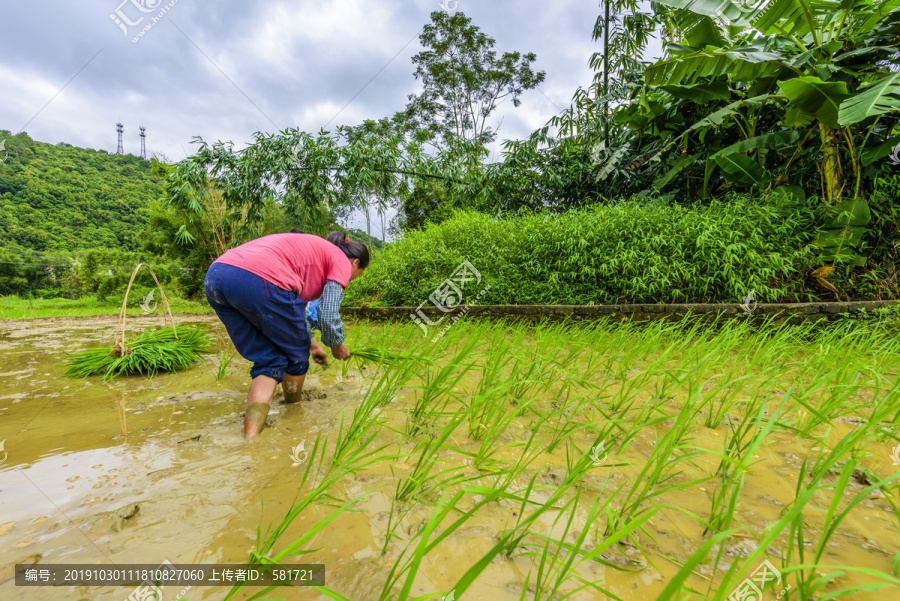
[395,410,468,502]
[64,264,214,381]
[332,363,421,463]
[407,334,481,434]
[481,423,549,490]
[513,492,653,599]
[226,309,900,601]
[543,391,596,454]
[703,390,788,536]
[215,348,236,380]
[373,487,510,601]
[351,346,436,366]
[471,396,537,469]
[604,396,708,538]
[63,325,213,380]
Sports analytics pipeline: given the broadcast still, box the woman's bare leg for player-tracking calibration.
[282,374,307,403]
[245,375,278,438]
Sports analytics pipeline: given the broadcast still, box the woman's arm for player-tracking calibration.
[318,279,349,358]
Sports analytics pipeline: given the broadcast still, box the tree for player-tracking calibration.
[638,0,900,203]
[403,11,546,151]
[79,251,99,294]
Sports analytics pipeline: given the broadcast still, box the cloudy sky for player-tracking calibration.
[1,0,661,238]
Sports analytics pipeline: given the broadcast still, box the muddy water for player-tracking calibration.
[0,316,365,601]
[0,316,898,601]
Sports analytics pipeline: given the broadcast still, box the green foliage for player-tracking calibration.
[394,178,456,231]
[0,131,164,251]
[64,325,213,380]
[815,198,874,266]
[345,228,385,249]
[350,346,435,366]
[0,248,73,298]
[346,199,821,306]
[625,0,900,202]
[79,252,99,294]
[404,11,546,149]
[165,11,549,236]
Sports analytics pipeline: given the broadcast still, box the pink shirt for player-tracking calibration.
[214,233,352,302]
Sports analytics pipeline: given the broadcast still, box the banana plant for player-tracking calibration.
[639,0,900,205]
[620,0,900,266]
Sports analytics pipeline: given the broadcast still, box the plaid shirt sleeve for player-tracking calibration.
[318,279,346,348]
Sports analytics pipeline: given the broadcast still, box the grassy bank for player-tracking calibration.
[0,295,212,320]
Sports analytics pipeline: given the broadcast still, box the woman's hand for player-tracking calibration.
[331,343,351,361]
[310,337,329,366]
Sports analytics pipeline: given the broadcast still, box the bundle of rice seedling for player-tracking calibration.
[65,325,213,380]
[351,346,435,366]
[64,263,213,380]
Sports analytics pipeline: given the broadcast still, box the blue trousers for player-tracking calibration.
[204,263,310,382]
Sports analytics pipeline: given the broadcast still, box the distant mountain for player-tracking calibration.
[0,130,164,252]
[346,228,385,250]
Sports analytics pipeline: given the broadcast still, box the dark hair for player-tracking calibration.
[327,231,370,269]
[289,228,304,234]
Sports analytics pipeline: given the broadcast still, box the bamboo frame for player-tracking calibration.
[113,263,178,357]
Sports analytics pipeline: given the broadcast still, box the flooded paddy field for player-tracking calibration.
[1,314,898,600]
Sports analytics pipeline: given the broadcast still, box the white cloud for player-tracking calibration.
[0,0,659,174]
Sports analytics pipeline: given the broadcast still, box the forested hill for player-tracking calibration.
[0,130,165,252]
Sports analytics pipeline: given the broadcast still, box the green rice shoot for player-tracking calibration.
[350,346,435,366]
[64,325,214,380]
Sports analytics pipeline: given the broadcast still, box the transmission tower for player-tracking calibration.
[139,126,147,159]
[116,123,124,155]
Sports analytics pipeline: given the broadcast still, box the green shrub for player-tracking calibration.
[345,198,818,306]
